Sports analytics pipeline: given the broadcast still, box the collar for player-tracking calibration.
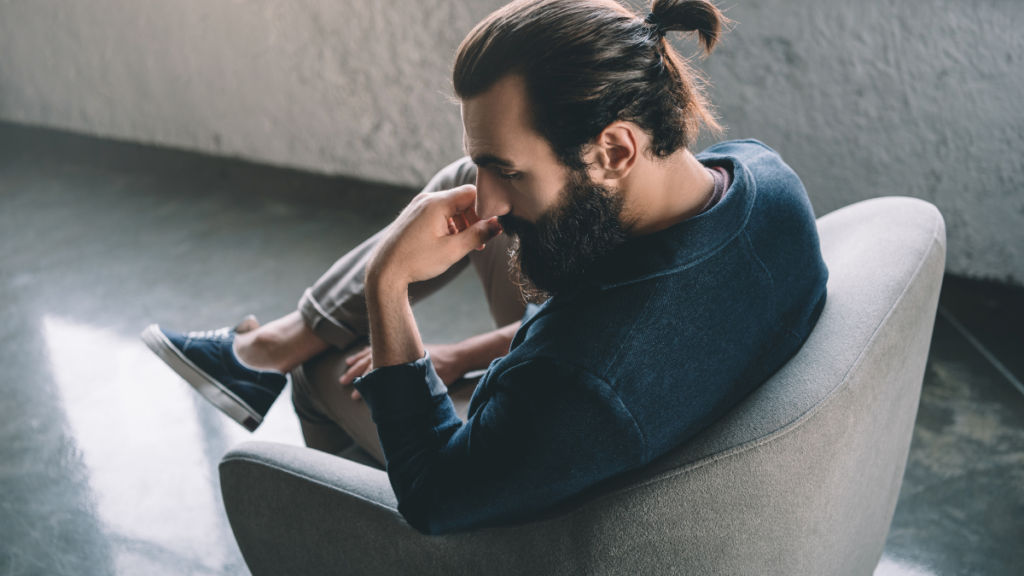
[592,153,755,289]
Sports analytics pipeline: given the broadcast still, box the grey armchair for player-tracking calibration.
[220,197,946,576]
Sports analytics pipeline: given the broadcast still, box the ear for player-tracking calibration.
[588,121,640,182]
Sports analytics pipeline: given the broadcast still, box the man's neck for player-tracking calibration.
[618,148,714,237]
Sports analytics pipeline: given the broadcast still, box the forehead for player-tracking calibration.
[461,75,543,167]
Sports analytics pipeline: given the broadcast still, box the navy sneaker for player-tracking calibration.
[141,319,287,432]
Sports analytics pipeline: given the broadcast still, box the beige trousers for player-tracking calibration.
[291,157,526,465]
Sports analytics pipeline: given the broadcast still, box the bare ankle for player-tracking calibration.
[233,311,330,373]
[233,329,285,372]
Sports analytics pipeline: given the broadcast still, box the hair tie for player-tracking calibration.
[644,12,665,36]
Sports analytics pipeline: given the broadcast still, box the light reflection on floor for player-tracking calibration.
[874,555,938,576]
[43,315,303,574]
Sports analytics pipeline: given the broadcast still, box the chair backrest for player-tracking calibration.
[425,197,945,576]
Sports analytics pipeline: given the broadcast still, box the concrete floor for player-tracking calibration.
[1,122,1021,575]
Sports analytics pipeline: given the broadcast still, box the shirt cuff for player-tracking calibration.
[353,351,449,423]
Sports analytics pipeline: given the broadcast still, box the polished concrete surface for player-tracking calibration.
[878,278,1024,575]
[1,122,1021,575]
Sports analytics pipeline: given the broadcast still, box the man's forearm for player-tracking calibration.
[365,270,424,369]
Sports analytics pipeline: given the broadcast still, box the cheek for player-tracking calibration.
[510,183,547,222]
[526,175,566,218]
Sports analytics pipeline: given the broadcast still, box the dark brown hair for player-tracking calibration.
[453,0,730,170]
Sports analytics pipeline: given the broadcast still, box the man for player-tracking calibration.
[143,0,828,534]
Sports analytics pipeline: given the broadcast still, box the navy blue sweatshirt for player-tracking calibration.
[355,140,829,534]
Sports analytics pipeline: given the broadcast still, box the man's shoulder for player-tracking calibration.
[700,139,810,221]
[696,138,780,163]
[697,139,802,186]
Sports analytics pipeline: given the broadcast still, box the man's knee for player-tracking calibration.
[423,156,477,194]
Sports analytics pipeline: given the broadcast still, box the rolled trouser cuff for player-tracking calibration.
[298,287,363,351]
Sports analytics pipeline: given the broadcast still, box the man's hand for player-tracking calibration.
[366,185,502,286]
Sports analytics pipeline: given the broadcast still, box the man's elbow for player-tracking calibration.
[398,498,451,535]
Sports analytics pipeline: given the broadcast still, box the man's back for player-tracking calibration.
[499,139,828,456]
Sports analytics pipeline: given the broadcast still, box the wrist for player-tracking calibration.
[365,261,409,300]
[365,277,423,369]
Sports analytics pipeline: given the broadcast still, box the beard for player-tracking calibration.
[497,168,629,302]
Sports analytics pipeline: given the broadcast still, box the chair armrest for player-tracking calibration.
[221,441,397,508]
[220,441,426,576]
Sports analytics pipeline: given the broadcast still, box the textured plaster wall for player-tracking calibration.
[684,0,1024,284]
[0,0,1021,283]
[0,0,505,187]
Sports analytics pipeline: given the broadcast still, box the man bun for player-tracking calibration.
[649,0,729,55]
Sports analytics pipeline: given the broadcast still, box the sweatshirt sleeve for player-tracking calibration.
[354,354,645,534]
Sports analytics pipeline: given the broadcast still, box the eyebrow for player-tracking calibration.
[470,153,518,170]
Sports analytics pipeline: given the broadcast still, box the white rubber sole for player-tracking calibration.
[141,324,263,432]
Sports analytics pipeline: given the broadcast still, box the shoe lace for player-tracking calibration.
[186,326,233,340]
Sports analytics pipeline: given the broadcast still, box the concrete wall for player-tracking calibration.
[687,0,1024,285]
[0,0,505,186]
[1,0,1021,284]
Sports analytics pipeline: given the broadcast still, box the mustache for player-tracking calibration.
[496,213,535,238]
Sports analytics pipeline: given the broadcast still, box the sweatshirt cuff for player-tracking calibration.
[353,352,449,423]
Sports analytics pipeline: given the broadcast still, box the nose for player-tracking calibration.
[474,170,512,220]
